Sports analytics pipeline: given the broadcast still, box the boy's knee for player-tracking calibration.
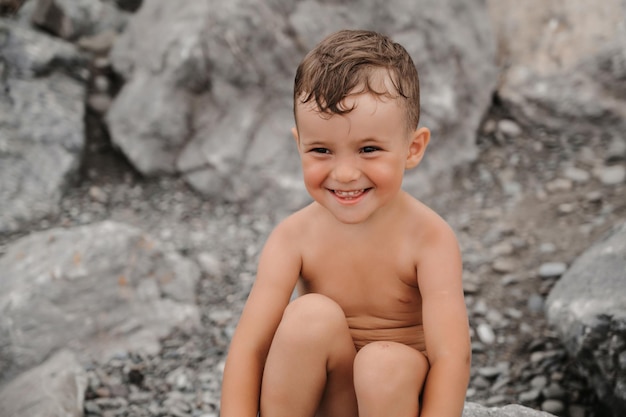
[353,342,429,395]
[278,294,347,341]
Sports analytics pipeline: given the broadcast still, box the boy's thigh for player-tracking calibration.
[263,294,359,417]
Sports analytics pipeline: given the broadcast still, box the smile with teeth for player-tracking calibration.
[331,188,370,199]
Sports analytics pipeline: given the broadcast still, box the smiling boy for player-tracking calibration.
[220,30,471,417]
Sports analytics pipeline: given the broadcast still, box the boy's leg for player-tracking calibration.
[353,341,430,417]
[260,294,358,417]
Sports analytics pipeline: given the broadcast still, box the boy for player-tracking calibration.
[220,29,471,417]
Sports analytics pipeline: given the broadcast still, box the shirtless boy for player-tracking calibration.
[220,29,471,417]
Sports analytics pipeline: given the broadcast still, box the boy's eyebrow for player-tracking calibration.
[301,136,387,146]
[299,138,328,146]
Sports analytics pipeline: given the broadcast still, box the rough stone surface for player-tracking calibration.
[107,0,497,202]
[0,221,201,384]
[547,222,626,416]
[0,349,87,417]
[0,18,87,234]
[463,402,556,417]
[31,0,128,41]
[488,0,626,137]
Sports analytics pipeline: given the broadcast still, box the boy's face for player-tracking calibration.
[293,90,429,225]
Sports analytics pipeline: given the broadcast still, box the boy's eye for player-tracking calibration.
[310,148,330,154]
[361,146,381,153]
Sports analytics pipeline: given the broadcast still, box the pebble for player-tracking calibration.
[197,252,224,277]
[89,186,109,204]
[541,399,565,414]
[594,165,626,185]
[538,242,556,254]
[491,257,517,274]
[94,75,110,93]
[545,178,573,192]
[485,309,505,326]
[463,281,480,294]
[538,262,567,279]
[490,241,515,256]
[498,119,522,137]
[563,166,591,183]
[88,94,113,114]
[485,394,508,406]
[557,202,575,214]
[473,299,489,316]
[518,389,541,403]
[472,375,491,389]
[504,308,523,319]
[482,119,497,135]
[543,382,566,399]
[585,190,603,203]
[93,56,112,69]
[478,366,502,379]
[606,137,626,162]
[530,375,549,390]
[476,323,496,345]
[490,376,510,392]
[527,293,545,313]
[77,30,117,53]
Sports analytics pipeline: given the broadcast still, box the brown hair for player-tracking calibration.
[294,29,421,130]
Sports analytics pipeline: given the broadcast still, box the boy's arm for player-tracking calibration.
[220,221,302,417]
[418,222,471,417]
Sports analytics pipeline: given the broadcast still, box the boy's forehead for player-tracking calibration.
[294,91,406,135]
[295,69,404,117]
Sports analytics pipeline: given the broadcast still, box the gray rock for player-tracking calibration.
[540,400,564,415]
[606,136,626,162]
[562,166,590,184]
[538,262,567,279]
[518,389,541,403]
[462,402,556,416]
[594,165,626,186]
[0,349,87,417]
[497,119,522,137]
[547,222,626,416]
[477,323,497,345]
[106,0,497,202]
[490,1,626,140]
[107,71,193,175]
[0,19,87,234]
[492,257,517,274]
[0,221,201,384]
[31,0,128,41]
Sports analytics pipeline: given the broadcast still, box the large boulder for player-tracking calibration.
[0,18,87,234]
[0,350,87,417]
[488,0,626,135]
[106,0,497,205]
[546,222,626,416]
[0,221,200,385]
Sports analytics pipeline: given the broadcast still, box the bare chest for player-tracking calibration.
[298,241,422,319]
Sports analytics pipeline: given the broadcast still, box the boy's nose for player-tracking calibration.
[331,159,360,183]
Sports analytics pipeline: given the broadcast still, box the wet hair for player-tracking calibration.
[294,29,421,131]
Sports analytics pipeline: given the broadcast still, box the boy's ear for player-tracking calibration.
[405,127,430,169]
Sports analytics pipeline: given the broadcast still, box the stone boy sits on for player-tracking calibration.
[220,29,471,417]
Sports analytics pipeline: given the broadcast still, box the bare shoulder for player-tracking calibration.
[403,192,458,247]
[263,202,321,251]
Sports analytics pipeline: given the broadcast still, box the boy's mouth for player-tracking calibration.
[330,188,371,200]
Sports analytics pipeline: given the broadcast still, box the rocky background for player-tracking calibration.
[0,1,625,417]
